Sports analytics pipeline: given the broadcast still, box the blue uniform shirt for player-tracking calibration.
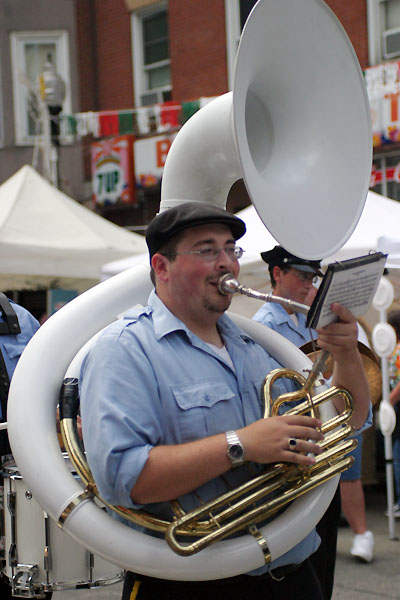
[253,301,317,347]
[80,291,322,573]
[0,300,39,419]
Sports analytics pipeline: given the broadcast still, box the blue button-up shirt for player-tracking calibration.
[253,302,317,348]
[80,291,322,573]
[0,300,39,419]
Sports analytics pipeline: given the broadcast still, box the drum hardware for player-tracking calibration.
[44,512,52,581]
[88,551,94,583]
[1,462,123,597]
[12,564,40,598]
[7,489,17,567]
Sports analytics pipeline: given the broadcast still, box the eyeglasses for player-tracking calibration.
[164,246,245,262]
[291,268,319,284]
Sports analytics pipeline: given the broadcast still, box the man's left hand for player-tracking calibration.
[316,303,359,363]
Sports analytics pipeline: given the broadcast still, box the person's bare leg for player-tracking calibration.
[340,479,367,533]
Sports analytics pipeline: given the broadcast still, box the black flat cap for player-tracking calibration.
[146,202,246,259]
[260,245,323,276]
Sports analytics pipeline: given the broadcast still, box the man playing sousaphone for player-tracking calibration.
[80,202,372,600]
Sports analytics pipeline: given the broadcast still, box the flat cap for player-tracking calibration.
[260,245,323,276]
[146,201,246,259]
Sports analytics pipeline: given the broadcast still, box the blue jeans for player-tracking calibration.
[340,434,362,482]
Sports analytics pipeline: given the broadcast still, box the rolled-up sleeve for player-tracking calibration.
[80,323,163,507]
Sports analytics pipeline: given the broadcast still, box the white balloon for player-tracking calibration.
[372,277,395,312]
[372,322,397,358]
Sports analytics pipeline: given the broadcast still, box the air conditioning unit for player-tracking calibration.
[140,88,172,107]
[383,27,400,60]
[140,91,161,106]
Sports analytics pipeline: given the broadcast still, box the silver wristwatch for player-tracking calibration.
[226,430,245,467]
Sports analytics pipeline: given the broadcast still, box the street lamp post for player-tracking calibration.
[40,56,66,188]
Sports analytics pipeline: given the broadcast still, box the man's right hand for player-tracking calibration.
[238,415,324,466]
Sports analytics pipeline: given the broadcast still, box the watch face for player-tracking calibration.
[230,443,244,459]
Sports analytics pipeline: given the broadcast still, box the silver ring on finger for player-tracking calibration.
[288,437,298,450]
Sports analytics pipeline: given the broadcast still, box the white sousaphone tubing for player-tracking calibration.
[7,264,338,580]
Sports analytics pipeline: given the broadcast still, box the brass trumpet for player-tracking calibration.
[60,275,357,559]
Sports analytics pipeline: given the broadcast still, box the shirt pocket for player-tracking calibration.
[171,379,236,442]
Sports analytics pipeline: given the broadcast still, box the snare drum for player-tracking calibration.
[1,457,123,598]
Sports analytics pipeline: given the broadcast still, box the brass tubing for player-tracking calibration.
[166,453,355,555]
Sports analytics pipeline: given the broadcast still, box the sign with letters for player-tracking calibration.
[365,61,400,147]
[134,133,177,188]
[91,135,135,206]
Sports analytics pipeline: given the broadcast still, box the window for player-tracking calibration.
[368,0,400,63]
[10,31,71,145]
[132,3,171,107]
[224,0,258,90]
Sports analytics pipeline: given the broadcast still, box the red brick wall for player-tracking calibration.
[76,0,369,111]
[75,0,97,111]
[169,0,228,103]
[94,0,134,109]
[76,0,134,111]
[325,0,369,68]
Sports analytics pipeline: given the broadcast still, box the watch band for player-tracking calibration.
[226,430,245,467]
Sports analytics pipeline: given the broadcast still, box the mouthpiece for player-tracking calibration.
[218,274,240,295]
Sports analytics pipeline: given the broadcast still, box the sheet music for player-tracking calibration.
[307,253,387,329]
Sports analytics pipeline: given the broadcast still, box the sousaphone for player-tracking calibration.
[7,0,371,581]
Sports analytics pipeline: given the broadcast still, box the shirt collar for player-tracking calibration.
[268,302,294,325]
[147,289,253,346]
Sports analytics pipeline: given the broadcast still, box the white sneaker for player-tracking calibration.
[350,531,374,563]
[385,503,400,518]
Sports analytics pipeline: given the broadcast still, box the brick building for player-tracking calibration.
[1,0,400,227]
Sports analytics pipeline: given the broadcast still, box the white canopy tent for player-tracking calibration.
[101,190,400,315]
[102,189,400,283]
[237,189,400,274]
[0,165,147,291]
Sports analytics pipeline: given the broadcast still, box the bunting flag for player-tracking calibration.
[118,111,135,134]
[160,101,181,128]
[182,100,200,122]
[99,112,119,137]
[59,97,217,139]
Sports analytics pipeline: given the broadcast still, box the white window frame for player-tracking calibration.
[367,0,400,64]
[224,0,241,91]
[10,30,72,145]
[131,2,171,107]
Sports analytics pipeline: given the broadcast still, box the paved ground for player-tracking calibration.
[332,485,400,600]
[7,484,400,599]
